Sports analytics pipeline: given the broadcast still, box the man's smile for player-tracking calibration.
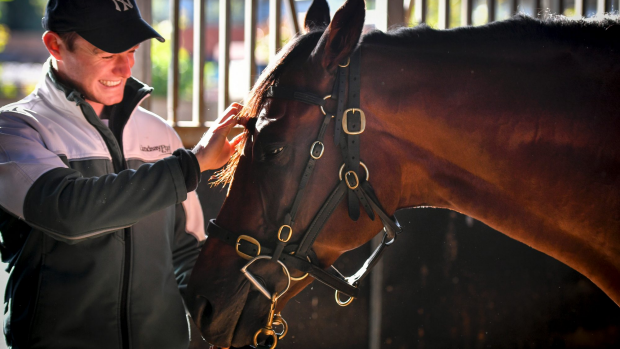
[99,79,122,87]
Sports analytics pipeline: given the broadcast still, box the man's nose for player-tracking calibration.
[114,54,132,78]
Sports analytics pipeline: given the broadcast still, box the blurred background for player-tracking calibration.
[1,0,619,348]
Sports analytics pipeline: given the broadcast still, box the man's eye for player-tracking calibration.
[102,56,113,59]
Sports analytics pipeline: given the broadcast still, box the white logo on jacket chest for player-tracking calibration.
[140,145,171,154]
[112,0,133,11]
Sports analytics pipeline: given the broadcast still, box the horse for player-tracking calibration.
[186,0,620,347]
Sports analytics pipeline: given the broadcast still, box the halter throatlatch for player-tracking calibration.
[206,47,402,348]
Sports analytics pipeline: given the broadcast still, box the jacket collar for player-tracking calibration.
[41,58,154,173]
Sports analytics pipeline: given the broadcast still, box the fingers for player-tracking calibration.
[230,133,245,147]
[213,103,244,131]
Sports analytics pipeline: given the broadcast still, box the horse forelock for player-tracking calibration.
[211,30,325,187]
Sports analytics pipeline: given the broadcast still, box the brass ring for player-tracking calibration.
[289,252,311,282]
[272,314,288,340]
[338,162,369,182]
[338,58,350,68]
[320,95,334,116]
[335,290,354,306]
[254,327,278,348]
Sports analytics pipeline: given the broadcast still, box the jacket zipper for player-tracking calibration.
[73,89,151,349]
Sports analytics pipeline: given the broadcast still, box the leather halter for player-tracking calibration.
[206,47,402,303]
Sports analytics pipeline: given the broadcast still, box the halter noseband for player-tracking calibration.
[206,47,402,348]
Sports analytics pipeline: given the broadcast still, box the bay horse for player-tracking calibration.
[186,0,620,347]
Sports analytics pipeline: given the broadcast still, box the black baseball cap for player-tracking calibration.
[42,0,165,54]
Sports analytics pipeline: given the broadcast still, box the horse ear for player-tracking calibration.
[304,0,331,32]
[311,0,365,73]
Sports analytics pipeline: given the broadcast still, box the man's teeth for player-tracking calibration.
[100,80,121,87]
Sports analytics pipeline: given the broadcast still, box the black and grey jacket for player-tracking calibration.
[0,62,205,349]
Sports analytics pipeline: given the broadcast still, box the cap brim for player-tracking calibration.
[78,17,165,54]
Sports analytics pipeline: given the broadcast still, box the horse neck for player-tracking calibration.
[360,40,620,305]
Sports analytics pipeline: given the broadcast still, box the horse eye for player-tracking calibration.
[271,147,284,155]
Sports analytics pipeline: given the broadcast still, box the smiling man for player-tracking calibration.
[0,0,240,348]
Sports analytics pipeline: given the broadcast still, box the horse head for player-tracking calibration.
[185,0,403,347]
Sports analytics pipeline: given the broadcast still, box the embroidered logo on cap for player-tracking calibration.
[112,0,133,12]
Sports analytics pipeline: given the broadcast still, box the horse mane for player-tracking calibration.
[211,30,325,187]
[362,14,620,50]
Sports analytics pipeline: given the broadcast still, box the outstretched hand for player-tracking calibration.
[192,103,246,172]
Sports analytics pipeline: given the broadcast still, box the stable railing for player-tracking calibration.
[131,0,619,147]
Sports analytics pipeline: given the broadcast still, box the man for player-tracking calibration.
[0,0,241,348]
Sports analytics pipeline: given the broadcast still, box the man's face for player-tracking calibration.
[59,35,138,107]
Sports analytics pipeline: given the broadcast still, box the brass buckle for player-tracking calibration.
[278,225,292,243]
[339,162,370,182]
[320,95,334,116]
[344,171,359,190]
[236,235,261,260]
[310,141,324,160]
[335,290,354,306]
[342,108,366,135]
[338,58,350,68]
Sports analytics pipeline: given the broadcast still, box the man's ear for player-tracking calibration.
[310,0,365,73]
[42,31,63,61]
[304,0,330,32]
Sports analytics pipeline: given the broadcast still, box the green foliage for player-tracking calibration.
[150,21,197,100]
[1,82,17,99]
[29,0,46,15]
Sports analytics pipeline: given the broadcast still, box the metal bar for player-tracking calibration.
[534,0,541,17]
[414,0,427,24]
[461,0,472,25]
[191,0,206,127]
[287,0,300,35]
[596,0,607,14]
[510,0,519,16]
[375,0,389,31]
[438,0,450,28]
[575,0,585,17]
[369,235,384,349]
[376,0,405,30]
[270,0,282,60]
[558,0,565,15]
[388,0,405,27]
[404,0,413,24]
[134,0,152,110]
[167,0,180,125]
[488,0,496,22]
[245,0,258,95]
[218,0,231,116]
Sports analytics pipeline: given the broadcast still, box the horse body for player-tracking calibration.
[186,1,620,346]
[359,29,620,304]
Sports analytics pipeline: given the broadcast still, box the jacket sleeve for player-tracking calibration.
[0,110,196,244]
[169,130,206,298]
